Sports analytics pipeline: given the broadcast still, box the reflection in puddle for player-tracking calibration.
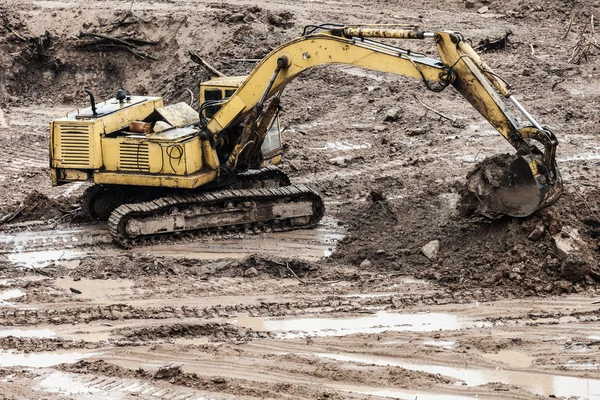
[232,311,491,338]
[423,340,456,349]
[0,328,55,338]
[0,350,96,367]
[7,249,82,268]
[334,384,480,400]
[482,350,535,368]
[0,289,24,301]
[315,352,600,399]
[0,288,25,307]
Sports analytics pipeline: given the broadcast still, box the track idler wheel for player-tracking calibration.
[461,153,562,218]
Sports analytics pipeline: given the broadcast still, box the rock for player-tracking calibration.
[553,227,588,259]
[561,256,592,282]
[421,240,440,261]
[243,13,256,23]
[465,0,476,8]
[244,267,258,278]
[69,288,82,294]
[229,13,245,23]
[360,259,372,268]
[528,224,545,241]
[384,108,401,122]
[405,125,431,136]
[477,6,489,14]
[154,363,183,379]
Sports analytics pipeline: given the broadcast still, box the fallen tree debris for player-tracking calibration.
[77,31,158,60]
[187,50,225,77]
[569,15,599,64]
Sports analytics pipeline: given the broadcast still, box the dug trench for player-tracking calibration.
[1,0,600,399]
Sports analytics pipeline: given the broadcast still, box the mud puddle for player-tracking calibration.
[0,350,97,368]
[315,352,600,399]
[6,249,83,268]
[233,311,491,338]
[55,278,134,302]
[0,328,54,338]
[36,371,207,400]
[481,350,535,368]
[332,384,480,400]
[0,288,25,306]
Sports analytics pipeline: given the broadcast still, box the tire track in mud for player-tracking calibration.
[0,214,344,266]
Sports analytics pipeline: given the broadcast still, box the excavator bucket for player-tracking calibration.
[462,154,562,218]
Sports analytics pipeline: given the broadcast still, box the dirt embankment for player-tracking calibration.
[332,183,600,296]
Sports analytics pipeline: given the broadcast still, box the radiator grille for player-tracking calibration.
[58,124,91,167]
[119,142,150,172]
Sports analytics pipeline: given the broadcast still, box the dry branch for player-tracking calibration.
[187,51,225,77]
[77,31,158,60]
[569,15,598,64]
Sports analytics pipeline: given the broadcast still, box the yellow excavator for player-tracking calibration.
[49,25,562,245]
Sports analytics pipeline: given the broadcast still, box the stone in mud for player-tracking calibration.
[229,13,245,23]
[244,267,258,278]
[384,108,401,122]
[528,224,545,241]
[553,227,588,259]
[421,240,440,261]
[359,259,372,268]
[154,363,183,379]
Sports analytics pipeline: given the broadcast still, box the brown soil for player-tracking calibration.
[1,0,600,399]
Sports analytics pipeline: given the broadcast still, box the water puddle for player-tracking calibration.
[232,311,491,338]
[315,141,371,151]
[0,288,24,301]
[482,350,535,368]
[423,340,456,349]
[314,352,600,399]
[0,288,25,307]
[0,349,97,367]
[36,371,209,400]
[0,328,55,338]
[7,249,83,268]
[55,278,134,302]
[332,383,480,400]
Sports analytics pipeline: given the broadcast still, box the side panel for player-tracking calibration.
[101,136,203,176]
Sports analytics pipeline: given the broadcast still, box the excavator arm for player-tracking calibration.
[203,25,561,218]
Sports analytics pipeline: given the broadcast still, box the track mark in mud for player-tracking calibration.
[118,322,274,342]
[313,352,600,400]
[232,310,491,338]
[36,370,206,400]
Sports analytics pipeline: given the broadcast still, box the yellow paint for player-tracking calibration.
[101,135,203,176]
[93,169,217,189]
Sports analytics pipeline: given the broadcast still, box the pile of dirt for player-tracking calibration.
[332,184,600,296]
[71,253,321,281]
[0,191,76,224]
[118,322,273,342]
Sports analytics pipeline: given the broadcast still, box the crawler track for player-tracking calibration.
[108,184,325,246]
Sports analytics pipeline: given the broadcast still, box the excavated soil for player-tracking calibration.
[1,0,600,399]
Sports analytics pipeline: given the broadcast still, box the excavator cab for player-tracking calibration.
[200,77,283,168]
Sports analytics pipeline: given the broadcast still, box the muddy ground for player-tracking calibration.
[1,0,600,399]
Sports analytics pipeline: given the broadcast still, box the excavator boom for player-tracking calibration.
[206,25,561,218]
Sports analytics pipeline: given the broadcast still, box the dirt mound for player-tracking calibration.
[71,253,320,281]
[0,191,76,224]
[119,322,272,342]
[332,185,600,296]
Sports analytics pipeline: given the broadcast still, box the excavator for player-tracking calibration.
[49,25,562,245]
